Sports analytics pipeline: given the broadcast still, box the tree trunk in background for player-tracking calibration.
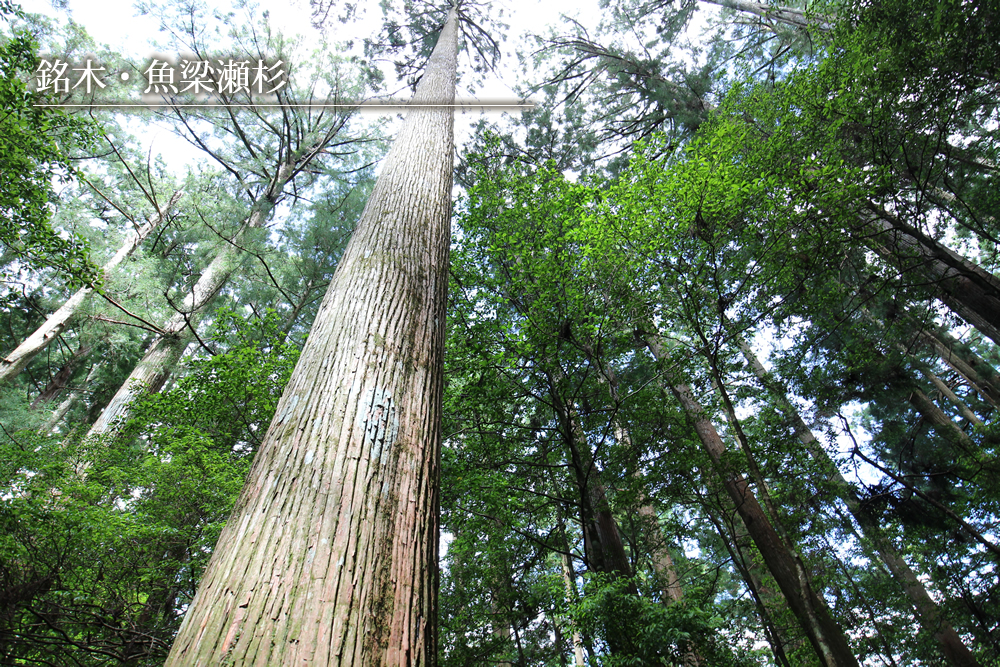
[86,164,299,440]
[641,333,860,667]
[0,191,182,387]
[698,0,834,31]
[164,9,457,665]
[917,327,1000,407]
[550,377,635,587]
[702,499,798,667]
[593,354,686,605]
[906,383,975,451]
[558,528,587,667]
[30,343,92,409]
[914,363,981,426]
[736,338,984,667]
[868,212,1000,347]
[39,361,102,435]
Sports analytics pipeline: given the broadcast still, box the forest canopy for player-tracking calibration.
[0,0,998,664]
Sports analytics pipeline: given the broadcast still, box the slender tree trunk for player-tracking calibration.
[86,163,300,440]
[30,343,92,408]
[492,601,513,667]
[558,540,587,667]
[0,191,182,387]
[164,10,457,666]
[916,364,982,426]
[916,327,1000,408]
[39,361,102,435]
[549,377,634,585]
[698,0,834,31]
[702,500,796,667]
[906,383,975,451]
[580,350,685,605]
[736,337,984,667]
[641,333,860,667]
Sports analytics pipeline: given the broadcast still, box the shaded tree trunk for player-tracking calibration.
[736,337,984,667]
[549,374,634,586]
[593,354,686,606]
[916,326,1000,408]
[0,191,181,387]
[164,9,457,665]
[906,382,976,451]
[915,364,982,426]
[867,211,1000,347]
[39,361,102,435]
[30,343,92,408]
[702,498,797,667]
[641,332,860,667]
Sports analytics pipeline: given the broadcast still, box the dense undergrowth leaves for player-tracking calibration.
[0,310,296,665]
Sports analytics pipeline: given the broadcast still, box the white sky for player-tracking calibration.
[15,0,606,171]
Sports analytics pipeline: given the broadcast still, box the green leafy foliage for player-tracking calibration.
[0,4,100,290]
[0,309,297,664]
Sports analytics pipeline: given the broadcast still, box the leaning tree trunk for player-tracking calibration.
[698,0,834,31]
[736,337,984,667]
[0,191,181,387]
[85,164,298,440]
[911,362,982,426]
[866,210,1000,347]
[915,326,1000,408]
[164,10,457,666]
[641,332,860,667]
[30,342,92,408]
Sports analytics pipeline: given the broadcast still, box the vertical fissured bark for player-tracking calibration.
[165,9,457,667]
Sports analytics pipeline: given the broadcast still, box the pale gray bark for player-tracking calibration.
[85,163,300,440]
[560,551,587,667]
[917,327,1000,407]
[699,0,834,31]
[165,10,457,666]
[0,191,182,387]
[916,365,982,426]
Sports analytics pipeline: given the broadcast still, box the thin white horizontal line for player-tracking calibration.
[33,103,536,108]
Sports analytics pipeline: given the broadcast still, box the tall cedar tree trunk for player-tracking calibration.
[85,164,298,440]
[737,337,983,667]
[698,0,833,31]
[164,10,456,666]
[0,191,182,387]
[641,333,860,667]
[868,212,1000,347]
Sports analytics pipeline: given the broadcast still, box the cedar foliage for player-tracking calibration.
[1,0,999,664]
